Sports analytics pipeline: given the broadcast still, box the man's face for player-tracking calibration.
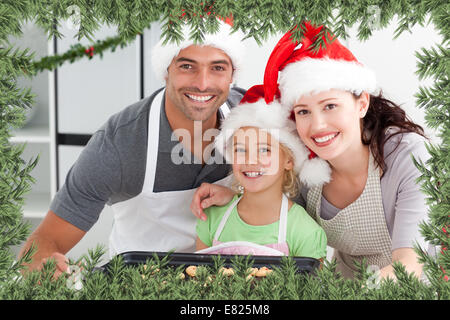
[165,45,234,122]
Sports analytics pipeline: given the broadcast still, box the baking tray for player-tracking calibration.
[96,251,321,275]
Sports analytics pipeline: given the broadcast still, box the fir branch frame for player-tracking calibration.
[0,0,449,300]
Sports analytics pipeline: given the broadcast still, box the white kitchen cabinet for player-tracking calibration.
[57,24,141,135]
[17,143,52,218]
[9,21,57,221]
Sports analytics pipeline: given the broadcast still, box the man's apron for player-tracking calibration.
[109,89,233,257]
[306,151,392,279]
[196,194,290,256]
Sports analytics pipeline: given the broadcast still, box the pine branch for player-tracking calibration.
[415,44,450,81]
[33,33,138,73]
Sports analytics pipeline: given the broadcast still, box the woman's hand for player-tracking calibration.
[379,247,424,281]
[191,183,235,221]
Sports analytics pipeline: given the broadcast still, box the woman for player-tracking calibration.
[191,22,430,280]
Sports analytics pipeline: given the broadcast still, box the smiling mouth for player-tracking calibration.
[242,171,264,178]
[312,132,339,145]
[185,93,214,102]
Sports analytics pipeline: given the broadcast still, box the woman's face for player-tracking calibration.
[292,89,369,161]
[231,126,293,194]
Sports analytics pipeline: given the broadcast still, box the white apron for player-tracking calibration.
[109,89,233,257]
[195,194,290,256]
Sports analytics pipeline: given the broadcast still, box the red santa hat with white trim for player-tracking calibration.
[261,21,378,171]
[264,21,378,110]
[215,84,331,188]
[151,13,245,84]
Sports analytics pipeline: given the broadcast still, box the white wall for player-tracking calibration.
[346,18,442,143]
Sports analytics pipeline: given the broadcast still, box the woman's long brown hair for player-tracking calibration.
[356,91,427,175]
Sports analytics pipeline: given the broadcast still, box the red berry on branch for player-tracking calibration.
[84,46,94,57]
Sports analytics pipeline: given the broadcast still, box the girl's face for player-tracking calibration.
[232,127,293,194]
[292,89,369,161]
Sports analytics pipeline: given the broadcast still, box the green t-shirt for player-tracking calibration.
[196,195,327,259]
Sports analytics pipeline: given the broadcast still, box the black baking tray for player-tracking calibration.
[96,251,321,275]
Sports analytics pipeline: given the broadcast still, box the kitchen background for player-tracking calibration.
[10,18,442,265]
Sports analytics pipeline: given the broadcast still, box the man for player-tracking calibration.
[19,20,246,277]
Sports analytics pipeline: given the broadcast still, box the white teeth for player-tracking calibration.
[314,133,338,143]
[244,171,263,177]
[186,94,213,102]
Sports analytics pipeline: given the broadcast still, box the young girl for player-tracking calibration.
[195,85,330,259]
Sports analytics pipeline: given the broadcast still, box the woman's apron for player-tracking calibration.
[306,151,392,279]
[196,194,290,256]
[108,89,233,257]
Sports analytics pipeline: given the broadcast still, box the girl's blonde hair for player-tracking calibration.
[231,142,300,199]
[279,143,300,199]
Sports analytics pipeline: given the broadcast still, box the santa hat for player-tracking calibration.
[261,21,377,168]
[215,85,331,188]
[264,21,378,109]
[151,14,245,84]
